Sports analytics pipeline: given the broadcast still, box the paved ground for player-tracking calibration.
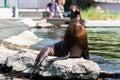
[0,20,27,40]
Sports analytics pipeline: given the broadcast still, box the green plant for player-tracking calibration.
[81,7,120,20]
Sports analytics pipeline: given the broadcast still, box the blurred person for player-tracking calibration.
[57,0,66,18]
[46,0,58,18]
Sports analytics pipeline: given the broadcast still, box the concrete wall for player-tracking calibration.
[8,0,18,7]
[19,0,38,9]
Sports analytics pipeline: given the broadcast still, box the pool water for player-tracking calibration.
[34,27,120,59]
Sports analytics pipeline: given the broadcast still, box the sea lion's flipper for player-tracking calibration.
[49,52,70,64]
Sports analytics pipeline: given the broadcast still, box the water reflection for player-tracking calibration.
[34,27,66,40]
[87,28,120,59]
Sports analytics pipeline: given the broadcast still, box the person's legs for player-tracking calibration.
[58,13,64,18]
[49,12,55,18]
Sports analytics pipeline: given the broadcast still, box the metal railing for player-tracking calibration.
[0,0,7,8]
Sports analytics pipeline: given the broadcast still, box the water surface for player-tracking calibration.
[34,27,120,59]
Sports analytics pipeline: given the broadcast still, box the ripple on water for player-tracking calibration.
[99,60,120,73]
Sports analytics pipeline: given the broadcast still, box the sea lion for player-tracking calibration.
[33,16,89,67]
[70,5,85,25]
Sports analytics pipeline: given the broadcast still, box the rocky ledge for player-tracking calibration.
[1,50,101,80]
[0,48,119,80]
[38,57,101,80]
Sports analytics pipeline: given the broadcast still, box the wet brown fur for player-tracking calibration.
[64,17,89,59]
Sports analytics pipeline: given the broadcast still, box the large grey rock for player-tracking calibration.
[0,47,17,64]
[4,53,101,79]
[38,57,101,79]
[19,18,37,27]
[6,49,37,71]
[1,47,119,79]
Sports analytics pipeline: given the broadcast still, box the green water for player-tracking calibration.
[87,28,120,59]
[35,27,120,59]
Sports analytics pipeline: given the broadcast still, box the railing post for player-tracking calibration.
[4,0,7,7]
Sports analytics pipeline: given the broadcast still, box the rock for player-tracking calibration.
[0,47,17,64]
[5,55,101,79]
[0,74,5,77]
[0,74,6,80]
[0,73,26,80]
[6,49,37,71]
[19,18,37,27]
[3,30,43,50]
[38,57,101,79]
[0,48,120,79]
[37,23,54,28]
